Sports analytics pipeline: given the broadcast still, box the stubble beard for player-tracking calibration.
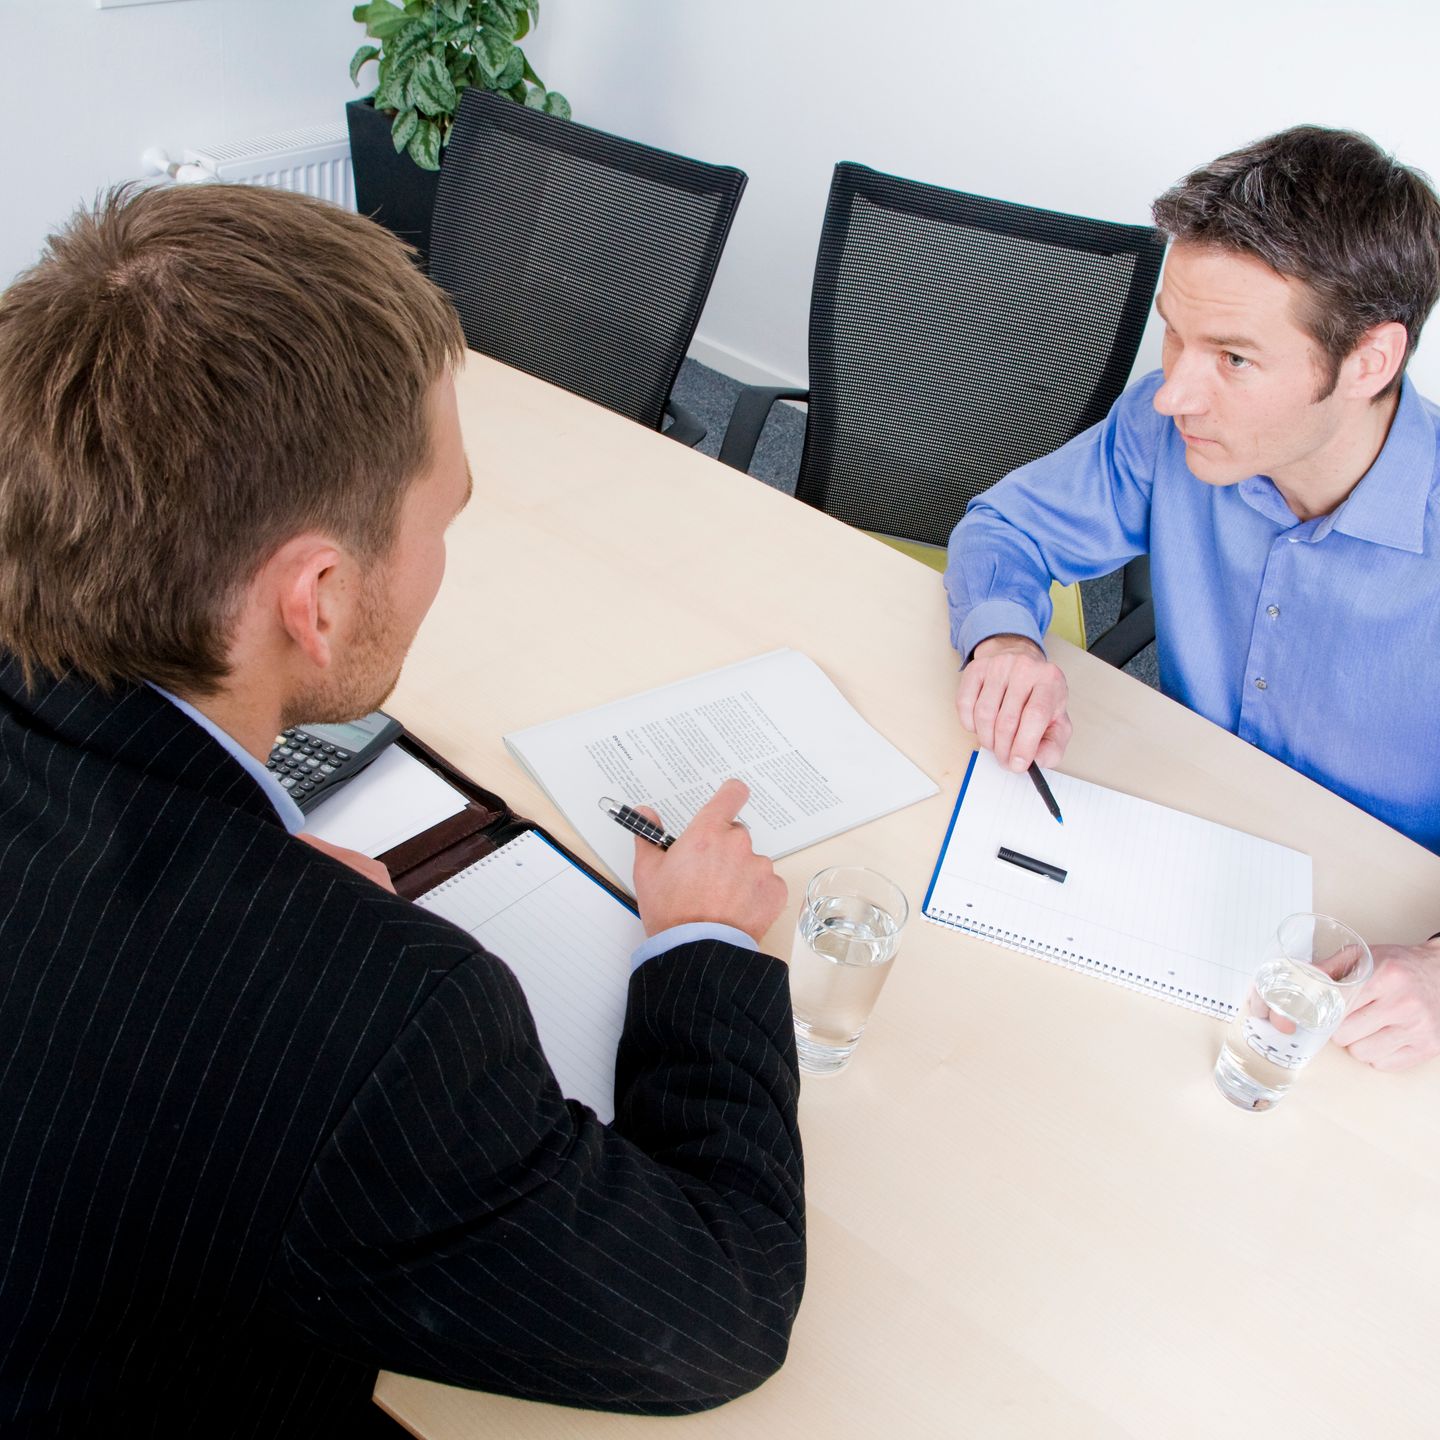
[281,566,406,729]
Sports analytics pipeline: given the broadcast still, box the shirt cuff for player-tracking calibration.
[631,921,759,972]
[956,599,1046,666]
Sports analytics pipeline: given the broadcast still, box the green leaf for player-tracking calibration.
[506,79,528,103]
[478,0,518,35]
[512,8,529,41]
[373,57,408,111]
[474,25,517,77]
[522,56,541,87]
[409,116,443,171]
[349,44,381,86]
[455,53,483,91]
[391,107,420,154]
[408,52,460,116]
[523,85,545,109]
[354,0,410,40]
[437,0,470,19]
[494,46,524,90]
[446,50,473,89]
[388,22,435,66]
[541,89,570,120]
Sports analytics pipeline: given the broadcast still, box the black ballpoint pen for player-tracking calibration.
[1027,761,1064,825]
[598,796,677,850]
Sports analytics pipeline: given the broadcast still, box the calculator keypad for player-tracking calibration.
[265,728,353,804]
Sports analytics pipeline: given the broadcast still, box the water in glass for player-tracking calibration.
[1214,956,1346,1111]
[790,894,901,1074]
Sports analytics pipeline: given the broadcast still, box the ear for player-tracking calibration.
[265,535,346,670]
[1345,320,1409,400]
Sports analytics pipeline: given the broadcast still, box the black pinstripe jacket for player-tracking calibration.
[0,660,805,1436]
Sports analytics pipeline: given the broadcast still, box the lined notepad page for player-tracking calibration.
[416,831,645,1122]
[923,751,1312,1017]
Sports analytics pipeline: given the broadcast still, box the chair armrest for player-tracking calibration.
[1117,554,1151,620]
[663,398,708,448]
[717,386,810,472]
[1087,598,1155,669]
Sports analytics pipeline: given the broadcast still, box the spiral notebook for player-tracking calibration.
[922,751,1313,1018]
[416,829,645,1122]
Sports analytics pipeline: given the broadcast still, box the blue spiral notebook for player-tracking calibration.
[922,750,1313,1018]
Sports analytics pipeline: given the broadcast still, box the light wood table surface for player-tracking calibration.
[378,354,1440,1439]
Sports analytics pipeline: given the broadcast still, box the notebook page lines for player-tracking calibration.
[417,832,645,1123]
[926,752,1312,1014]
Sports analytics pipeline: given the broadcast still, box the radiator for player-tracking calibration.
[178,124,355,210]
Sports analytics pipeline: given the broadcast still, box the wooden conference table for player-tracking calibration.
[377,354,1440,1440]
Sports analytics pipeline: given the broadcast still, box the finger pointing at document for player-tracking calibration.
[630,778,787,945]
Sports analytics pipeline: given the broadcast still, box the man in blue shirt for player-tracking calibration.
[946,126,1440,1072]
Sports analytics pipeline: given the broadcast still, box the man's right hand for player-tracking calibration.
[631,779,787,946]
[956,634,1073,772]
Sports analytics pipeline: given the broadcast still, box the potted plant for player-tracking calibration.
[347,0,570,268]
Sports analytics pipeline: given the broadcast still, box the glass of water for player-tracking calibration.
[789,866,907,1075]
[1213,912,1373,1111]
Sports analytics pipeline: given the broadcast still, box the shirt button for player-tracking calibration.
[1254,677,1268,690]
[1266,604,1280,618]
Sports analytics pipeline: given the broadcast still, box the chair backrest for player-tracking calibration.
[429,89,747,432]
[796,162,1166,545]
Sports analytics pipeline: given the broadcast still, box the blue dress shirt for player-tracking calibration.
[946,370,1440,853]
[149,685,755,966]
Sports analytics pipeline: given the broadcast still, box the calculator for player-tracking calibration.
[265,710,404,814]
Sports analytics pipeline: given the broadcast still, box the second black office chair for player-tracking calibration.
[429,89,747,446]
[719,162,1164,657]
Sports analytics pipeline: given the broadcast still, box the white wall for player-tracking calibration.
[524,0,1440,395]
[12,1,1439,394]
[4,0,359,289]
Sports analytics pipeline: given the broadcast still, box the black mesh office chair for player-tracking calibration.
[718,162,1164,656]
[429,89,747,446]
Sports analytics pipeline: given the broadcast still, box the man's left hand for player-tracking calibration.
[297,832,396,893]
[1331,938,1440,1070]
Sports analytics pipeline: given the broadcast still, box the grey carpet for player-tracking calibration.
[672,356,1160,688]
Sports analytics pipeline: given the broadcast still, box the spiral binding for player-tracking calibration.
[924,905,1236,1019]
[420,834,527,900]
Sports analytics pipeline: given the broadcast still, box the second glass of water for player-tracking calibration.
[789,866,907,1075]
[1213,912,1373,1112]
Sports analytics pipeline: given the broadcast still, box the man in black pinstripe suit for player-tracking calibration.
[0,184,805,1436]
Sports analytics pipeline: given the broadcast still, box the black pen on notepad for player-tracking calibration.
[997,846,1068,884]
[599,797,676,850]
[1028,761,1063,825]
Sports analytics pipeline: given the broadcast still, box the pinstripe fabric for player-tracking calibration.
[0,660,805,1435]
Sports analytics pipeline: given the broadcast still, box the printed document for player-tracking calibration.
[505,648,937,890]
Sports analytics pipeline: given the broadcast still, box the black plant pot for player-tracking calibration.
[346,97,443,270]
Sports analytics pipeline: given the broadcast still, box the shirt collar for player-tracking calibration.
[147,684,306,835]
[1322,376,1435,553]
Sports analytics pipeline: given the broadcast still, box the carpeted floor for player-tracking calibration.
[671,356,1161,687]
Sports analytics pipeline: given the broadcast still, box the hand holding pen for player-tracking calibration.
[955,633,1074,780]
[599,797,677,850]
[600,781,787,945]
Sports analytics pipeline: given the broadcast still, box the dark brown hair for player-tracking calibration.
[0,183,464,692]
[1152,125,1440,398]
